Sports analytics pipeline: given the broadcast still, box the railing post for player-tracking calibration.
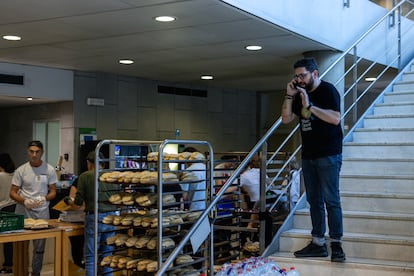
[352,46,358,127]
[259,142,268,254]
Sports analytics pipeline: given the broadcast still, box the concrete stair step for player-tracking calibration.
[392,81,414,92]
[339,174,414,194]
[269,253,414,276]
[279,229,414,262]
[341,158,414,175]
[351,127,414,143]
[342,142,414,158]
[402,71,414,81]
[383,91,414,102]
[373,102,414,116]
[340,192,414,213]
[293,209,414,236]
[363,114,414,128]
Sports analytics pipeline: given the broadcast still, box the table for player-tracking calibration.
[48,220,84,276]
[0,220,84,276]
[0,227,62,276]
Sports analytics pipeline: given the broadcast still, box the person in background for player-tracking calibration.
[10,141,57,276]
[64,151,119,276]
[67,177,85,269]
[281,57,345,262]
[180,147,206,211]
[238,155,269,228]
[282,158,301,211]
[0,153,16,274]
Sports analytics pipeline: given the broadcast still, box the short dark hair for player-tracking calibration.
[294,57,319,72]
[0,153,15,173]
[28,140,44,149]
[86,151,105,163]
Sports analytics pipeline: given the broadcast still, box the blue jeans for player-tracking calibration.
[302,154,343,241]
[84,212,116,276]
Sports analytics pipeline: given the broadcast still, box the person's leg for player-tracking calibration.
[317,154,345,262]
[98,214,115,276]
[31,239,46,276]
[69,235,85,268]
[294,159,328,258]
[84,214,95,276]
[318,154,343,241]
[1,204,15,270]
[302,159,326,241]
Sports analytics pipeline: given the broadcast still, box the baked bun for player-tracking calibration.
[137,259,152,271]
[136,193,157,206]
[121,193,136,205]
[163,172,179,182]
[102,215,115,224]
[146,260,158,272]
[125,236,138,247]
[175,254,193,265]
[147,152,158,161]
[117,256,132,268]
[31,219,48,229]
[140,171,158,185]
[135,235,152,248]
[114,233,129,246]
[24,218,36,228]
[100,255,112,266]
[108,193,122,204]
[126,258,140,269]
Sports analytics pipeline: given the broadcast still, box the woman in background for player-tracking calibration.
[0,153,16,274]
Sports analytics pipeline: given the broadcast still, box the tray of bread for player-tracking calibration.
[24,218,50,230]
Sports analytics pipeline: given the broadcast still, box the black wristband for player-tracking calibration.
[285,94,294,100]
[306,102,314,110]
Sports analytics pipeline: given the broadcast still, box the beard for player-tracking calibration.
[304,77,314,91]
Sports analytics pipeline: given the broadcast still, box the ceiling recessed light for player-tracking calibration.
[201,75,213,80]
[245,45,262,51]
[155,16,176,22]
[119,59,134,65]
[365,77,377,82]
[2,35,21,41]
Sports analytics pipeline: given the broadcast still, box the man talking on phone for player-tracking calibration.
[281,57,345,262]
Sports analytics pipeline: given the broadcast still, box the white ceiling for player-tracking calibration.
[0,0,333,107]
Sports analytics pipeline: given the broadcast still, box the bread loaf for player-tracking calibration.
[125,236,138,247]
[146,260,158,272]
[175,254,193,265]
[137,259,152,271]
[135,235,151,248]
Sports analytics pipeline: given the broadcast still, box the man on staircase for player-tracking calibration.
[281,57,346,262]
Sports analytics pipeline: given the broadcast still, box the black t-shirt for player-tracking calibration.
[292,80,343,159]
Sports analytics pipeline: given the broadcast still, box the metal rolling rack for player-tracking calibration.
[93,139,215,276]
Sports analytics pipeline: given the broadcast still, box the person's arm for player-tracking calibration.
[9,185,25,204]
[281,81,298,124]
[45,184,57,201]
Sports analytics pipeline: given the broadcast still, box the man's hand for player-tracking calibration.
[24,198,39,209]
[63,196,73,205]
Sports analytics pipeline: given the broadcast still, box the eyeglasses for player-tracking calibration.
[293,71,310,80]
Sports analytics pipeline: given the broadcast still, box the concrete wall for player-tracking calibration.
[72,72,258,172]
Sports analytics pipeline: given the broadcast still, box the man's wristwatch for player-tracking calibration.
[306,102,314,110]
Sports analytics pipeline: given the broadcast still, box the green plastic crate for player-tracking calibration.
[0,211,24,232]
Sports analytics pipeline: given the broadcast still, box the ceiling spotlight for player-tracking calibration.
[365,77,377,82]
[245,45,262,51]
[2,35,22,41]
[201,75,213,80]
[119,59,134,65]
[155,16,176,22]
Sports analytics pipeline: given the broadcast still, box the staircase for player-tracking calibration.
[268,63,414,275]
